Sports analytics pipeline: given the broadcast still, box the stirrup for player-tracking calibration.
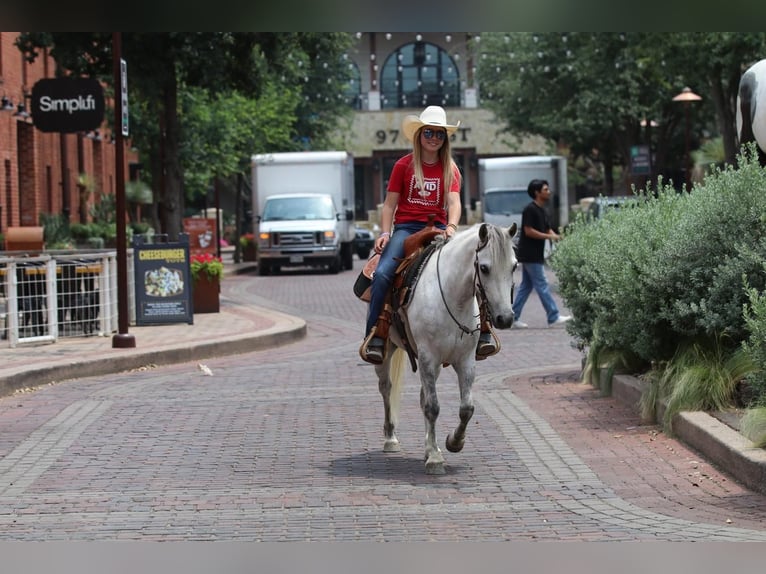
[360,329,386,365]
[475,329,501,361]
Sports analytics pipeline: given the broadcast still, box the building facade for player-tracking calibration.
[0,32,130,242]
[340,32,553,222]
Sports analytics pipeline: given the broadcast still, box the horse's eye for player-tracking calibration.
[480,264,489,274]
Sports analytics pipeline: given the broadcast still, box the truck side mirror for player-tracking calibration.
[345,209,354,221]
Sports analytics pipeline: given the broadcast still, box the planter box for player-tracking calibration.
[193,277,220,313]
[242,244,257,262]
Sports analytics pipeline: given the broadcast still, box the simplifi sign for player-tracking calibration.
[30,78,105,133]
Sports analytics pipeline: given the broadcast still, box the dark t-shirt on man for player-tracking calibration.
[516,202,550,264]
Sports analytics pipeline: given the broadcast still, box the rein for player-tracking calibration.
[435,232,489,336]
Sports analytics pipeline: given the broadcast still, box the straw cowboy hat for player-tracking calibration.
[401,105,460,142]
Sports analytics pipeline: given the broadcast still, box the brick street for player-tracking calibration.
[0,256,765,540]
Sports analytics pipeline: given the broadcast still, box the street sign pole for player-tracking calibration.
[112,31,135,348]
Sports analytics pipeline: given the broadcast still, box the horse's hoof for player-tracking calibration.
[425,459,446,475]
[445,434,465,453]
[383,438,401,452]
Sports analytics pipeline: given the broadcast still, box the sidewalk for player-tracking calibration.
[0,254,306,396]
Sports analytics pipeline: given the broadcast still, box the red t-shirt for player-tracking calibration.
[387,153,460,226]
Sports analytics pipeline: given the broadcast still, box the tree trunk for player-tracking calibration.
[709,70,738,166]
[158,64,183,240]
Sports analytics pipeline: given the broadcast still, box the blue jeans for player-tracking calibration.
[511,262,561,325]
[365,221,443,336]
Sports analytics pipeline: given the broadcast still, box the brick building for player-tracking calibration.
[0,32,130,241]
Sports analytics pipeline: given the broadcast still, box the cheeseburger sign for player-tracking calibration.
[30,77,105,133]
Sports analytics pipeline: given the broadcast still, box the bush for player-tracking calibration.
[551,143,766,409]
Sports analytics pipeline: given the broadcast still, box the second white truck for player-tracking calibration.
[478,155,569,233]
[251,151,356,275]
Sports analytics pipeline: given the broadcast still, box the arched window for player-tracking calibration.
[342,60,362,110]
[380,41,460,109]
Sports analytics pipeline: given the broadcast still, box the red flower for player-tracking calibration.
[190,253,223,282]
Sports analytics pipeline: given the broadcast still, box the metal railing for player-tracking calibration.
[0,252,121,347]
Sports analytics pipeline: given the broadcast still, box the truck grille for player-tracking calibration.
[273,232,320,247]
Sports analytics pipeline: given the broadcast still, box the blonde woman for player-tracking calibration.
[361,106,497,364]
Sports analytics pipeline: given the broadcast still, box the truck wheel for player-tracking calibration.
[341,242,354,270]
[328,254,341,274]
[257,262,270,276]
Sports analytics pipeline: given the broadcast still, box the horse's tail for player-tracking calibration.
[389,347,407,427]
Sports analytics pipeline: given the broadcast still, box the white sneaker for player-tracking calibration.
[512,320,529,329]
[548,315,572,328]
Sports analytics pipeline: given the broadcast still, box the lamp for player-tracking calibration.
[1,96,14,111]
[672,87,702,191]
[13,103,29,120]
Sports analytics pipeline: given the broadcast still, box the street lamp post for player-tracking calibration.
[672,87,702,192]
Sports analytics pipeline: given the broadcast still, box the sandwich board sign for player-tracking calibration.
[133,234,193,326]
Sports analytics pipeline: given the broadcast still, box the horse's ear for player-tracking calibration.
[509,223,517,238]
[479,223,489,243]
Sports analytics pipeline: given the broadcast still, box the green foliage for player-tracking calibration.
[39,213,70,249]
[89,192,116,224]
[741,407,766,447]
[641,340,755,433]
[475,32,766,187]
[742,277,766,405]
[179,84,301,200]
[190,253,223,282]
[552,144,766,366]
[553,143,766,412]
[125,181,153,205]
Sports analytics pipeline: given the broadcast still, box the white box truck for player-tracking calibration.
[251,151,356,275]
[478,155,569,233]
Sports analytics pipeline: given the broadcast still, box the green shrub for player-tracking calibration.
[68,222,92,242]
[740,407,766,446]
[552,144,766,367]
[39,212,70,248]
[552,143,766,410]
[742,275,766,405]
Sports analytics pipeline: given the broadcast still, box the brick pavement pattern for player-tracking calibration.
[0,256,764,540]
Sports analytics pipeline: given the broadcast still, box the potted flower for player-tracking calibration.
[190,253,223,313]
[239,233,257,262]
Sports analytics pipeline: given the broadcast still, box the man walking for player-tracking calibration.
[512,178,571,328]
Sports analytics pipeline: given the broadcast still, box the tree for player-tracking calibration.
[16,32,355,237]
[476,32,766,194]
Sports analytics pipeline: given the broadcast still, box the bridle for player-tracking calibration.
[436,231,492,337]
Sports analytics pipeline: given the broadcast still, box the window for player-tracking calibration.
[380,41,460,109]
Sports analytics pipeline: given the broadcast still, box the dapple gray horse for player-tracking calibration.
[375,223,518,474]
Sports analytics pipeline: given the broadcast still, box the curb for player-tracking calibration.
[0,316,306,397]
[612,373,766,496]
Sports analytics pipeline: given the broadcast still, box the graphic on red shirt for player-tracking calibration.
[407,173,442,207]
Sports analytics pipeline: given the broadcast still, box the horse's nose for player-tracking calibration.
[494,311,514,330]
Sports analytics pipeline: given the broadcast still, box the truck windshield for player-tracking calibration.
[484,189,529,215]
[263,196,336,221]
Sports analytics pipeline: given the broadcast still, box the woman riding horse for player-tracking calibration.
[360,105,497,364]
